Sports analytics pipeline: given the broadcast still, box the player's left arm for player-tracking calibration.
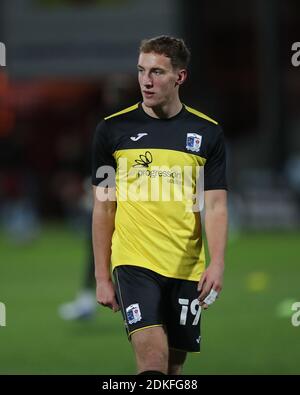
[198,189,228,309]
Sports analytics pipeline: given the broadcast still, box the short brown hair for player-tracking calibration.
[139,35,191,69]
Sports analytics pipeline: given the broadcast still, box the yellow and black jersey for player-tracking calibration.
[92,102,227,281]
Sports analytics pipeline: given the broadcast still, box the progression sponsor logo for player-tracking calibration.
[133,151,153,168]
[137,167,181,180]
[95,158,204,212]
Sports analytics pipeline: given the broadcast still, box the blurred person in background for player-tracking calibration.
[58,76,138,320]
[92,35,228,375]
[58,177,97,320]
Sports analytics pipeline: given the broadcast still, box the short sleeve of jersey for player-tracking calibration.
[204,126,227,190]
[91,120,116,187]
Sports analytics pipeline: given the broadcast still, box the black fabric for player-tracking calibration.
[113,265,201,353]
[92,102,227,190]
[138,370,166,375]
[91,120,116,187]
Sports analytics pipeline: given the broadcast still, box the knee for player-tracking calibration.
[138,346,168,371]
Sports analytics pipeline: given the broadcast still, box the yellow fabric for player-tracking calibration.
[111,148,207,281]
[128,325,163,338]
[104,103,139,120]
[184,105,218,125]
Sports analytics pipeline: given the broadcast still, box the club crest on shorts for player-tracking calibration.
[186,133,202,152]
[126,303,142,324]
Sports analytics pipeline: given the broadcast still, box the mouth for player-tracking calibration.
[143,91,155,98]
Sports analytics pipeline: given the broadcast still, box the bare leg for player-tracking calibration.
[131,326,169,374]
[168,349,187,375]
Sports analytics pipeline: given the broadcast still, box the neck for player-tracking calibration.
[142,97,183,119]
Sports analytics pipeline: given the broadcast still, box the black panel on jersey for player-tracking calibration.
[92,103,227,190]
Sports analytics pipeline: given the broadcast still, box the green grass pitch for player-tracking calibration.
[0,225,299,374]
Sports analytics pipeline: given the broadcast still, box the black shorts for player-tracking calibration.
[113,265,202,353]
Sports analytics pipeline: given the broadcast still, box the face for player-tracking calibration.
[137,52,186,108]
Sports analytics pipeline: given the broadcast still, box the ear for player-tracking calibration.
[175,69,187,86]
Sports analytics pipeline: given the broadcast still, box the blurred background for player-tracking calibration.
[0,0,300,374]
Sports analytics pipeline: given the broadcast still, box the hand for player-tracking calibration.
[96,279,120,312]
[197,262,224,309]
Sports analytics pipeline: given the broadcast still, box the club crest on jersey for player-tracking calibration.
[186,133,202,152]
[126,303,142,324]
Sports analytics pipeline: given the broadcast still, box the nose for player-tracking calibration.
[142,72,153,88]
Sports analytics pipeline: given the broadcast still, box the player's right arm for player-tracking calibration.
[92,186,119,312]
[91,119,119,312]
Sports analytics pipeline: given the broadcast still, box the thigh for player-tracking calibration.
[165,279,202,352]
[113,265,165,338]
[131,326,169,373]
